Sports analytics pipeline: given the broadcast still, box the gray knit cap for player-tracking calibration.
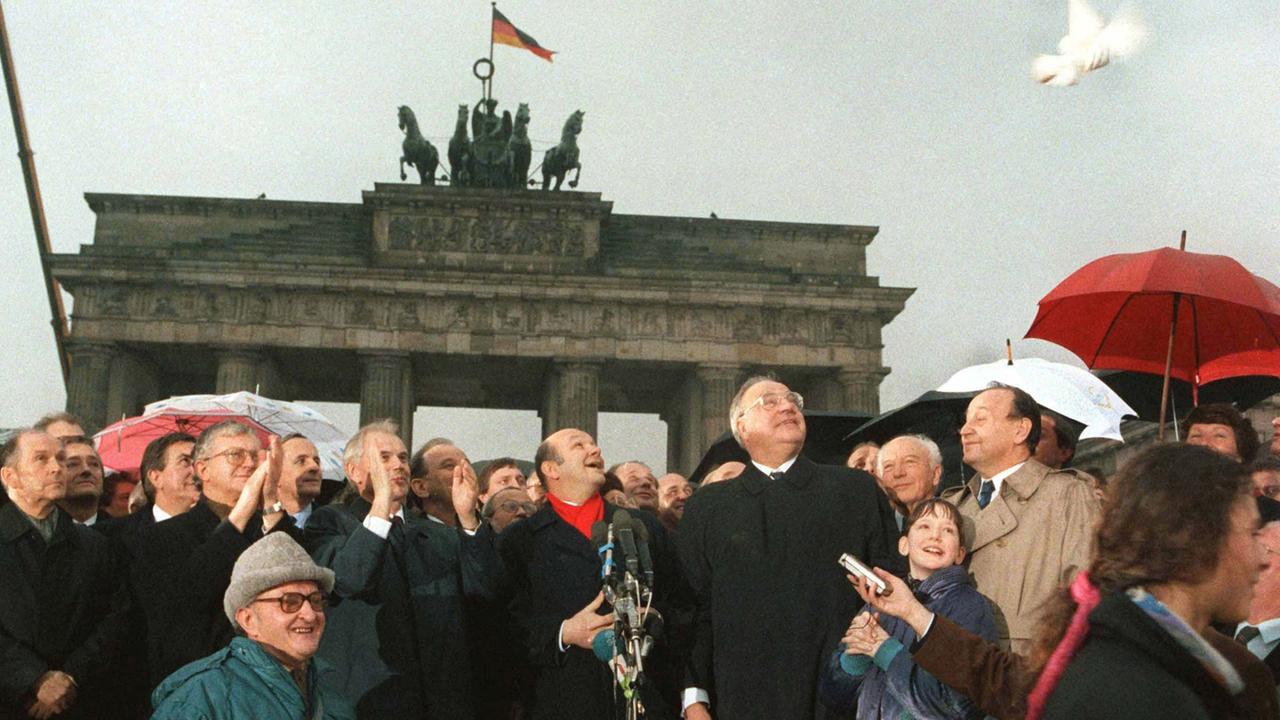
[223,532,335,627]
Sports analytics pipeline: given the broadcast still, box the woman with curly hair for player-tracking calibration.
[850,443,1279,720]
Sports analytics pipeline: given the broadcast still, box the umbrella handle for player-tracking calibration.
[1156,292,1182,442]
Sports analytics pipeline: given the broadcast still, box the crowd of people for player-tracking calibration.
[1,375,1278,720]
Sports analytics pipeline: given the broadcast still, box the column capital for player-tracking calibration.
[65,340,118,356]
[211,346,265,362]
[836,366,890,382]
[550,359,604,372]
[694,363,742,383]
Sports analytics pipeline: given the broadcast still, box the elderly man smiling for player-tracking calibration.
[875,434,944,529]
[150,532,354,719]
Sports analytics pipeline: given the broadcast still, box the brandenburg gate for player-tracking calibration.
[50,184,913,473]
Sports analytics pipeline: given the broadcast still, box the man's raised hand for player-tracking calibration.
[452,459,481,530]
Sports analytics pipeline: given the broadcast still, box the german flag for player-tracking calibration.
[492,9,555,62]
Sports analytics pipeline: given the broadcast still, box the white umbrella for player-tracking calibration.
[936,357,1137,441]
[142,391,349,479]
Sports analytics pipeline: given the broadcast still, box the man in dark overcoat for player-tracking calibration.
[499,427,682,720]
[0,429,128,720]
[306,421,502,720]
[677,375,902,720]
[134,421,298,683]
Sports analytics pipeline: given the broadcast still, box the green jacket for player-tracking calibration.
[150,637,355,720]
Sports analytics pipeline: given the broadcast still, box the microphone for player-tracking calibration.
[591,520,613,581]
[592,629,617,663]
[633,520,655,588]
[613,509,640,579]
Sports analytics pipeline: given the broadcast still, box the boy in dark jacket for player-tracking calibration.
[821,498,996,719]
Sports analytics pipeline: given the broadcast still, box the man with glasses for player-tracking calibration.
[135,420,300,684]
[150,532,354,719]
[1252,458,1280,500]
[677,375,901,720]
[482,486,535,533]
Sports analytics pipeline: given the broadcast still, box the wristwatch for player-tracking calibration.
[262,501,284,516]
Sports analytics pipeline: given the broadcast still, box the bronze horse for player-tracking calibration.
[542,110,584,191]
[509,103,531,188]
[448,104,470,187]
[397,106,439,185]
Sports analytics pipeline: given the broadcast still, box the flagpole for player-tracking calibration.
[488,3,496,101]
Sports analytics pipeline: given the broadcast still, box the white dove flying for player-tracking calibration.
[1034,0,1148,86]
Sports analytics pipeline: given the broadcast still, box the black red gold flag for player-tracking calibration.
[492,9,555,62]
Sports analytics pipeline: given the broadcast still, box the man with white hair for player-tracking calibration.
[150,532,354,719]
[678,375,901,720]
[0,429,127,720]
[876,434,944,529]
[306,420,502,720]
[135,420,300,683]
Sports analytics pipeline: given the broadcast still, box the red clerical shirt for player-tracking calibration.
[545,492,604,540]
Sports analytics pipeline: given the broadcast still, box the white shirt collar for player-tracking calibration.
[983,462,1026,496]
[291,503,313,529]
[76,513,98,527]
[751,456,798,477]
[1237,617,1280,645]
[153,505,173,523]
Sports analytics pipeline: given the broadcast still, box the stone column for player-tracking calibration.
[662,378,694,475]
[696,364,742,454]
[836,368,889,415]
[65,341,117,434]
[803,375,844,412]
[359,352,414,441]
[672,364,742,473]
[215,348,282,397]
[105,350,160,422]
[541,361,601,438]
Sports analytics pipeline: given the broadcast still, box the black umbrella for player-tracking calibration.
[1095,371,1280,422]
[843,391,975,491]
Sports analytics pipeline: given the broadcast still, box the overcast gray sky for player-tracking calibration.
[2,1,1276,472]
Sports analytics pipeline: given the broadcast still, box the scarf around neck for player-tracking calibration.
[546,492,604,540]
[1127,587,1244,695]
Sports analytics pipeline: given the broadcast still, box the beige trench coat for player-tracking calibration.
[941,459,1100,654]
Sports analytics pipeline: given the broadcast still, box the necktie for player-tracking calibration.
[1235,625,1261,646]
[769,471,785,481]
[977,480,996,509]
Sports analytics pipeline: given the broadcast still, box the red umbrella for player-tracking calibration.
[1025,240,1280,438]
[94,414,274,478]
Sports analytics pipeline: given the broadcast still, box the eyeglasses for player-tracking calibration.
[738,391,804,418]
[204,448,255,467]
[253,591,327,614]
[497,500,536,514]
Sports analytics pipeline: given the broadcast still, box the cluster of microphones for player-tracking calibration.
[591,510,663,715]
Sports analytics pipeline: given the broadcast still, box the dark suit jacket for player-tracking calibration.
[96,505,154,543]
[498,501,681,720]
[305,497,503,720]
[133,498,300,683]
[1263,644,1280,686]
[676,457,903,720]
[0,504,129,720]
